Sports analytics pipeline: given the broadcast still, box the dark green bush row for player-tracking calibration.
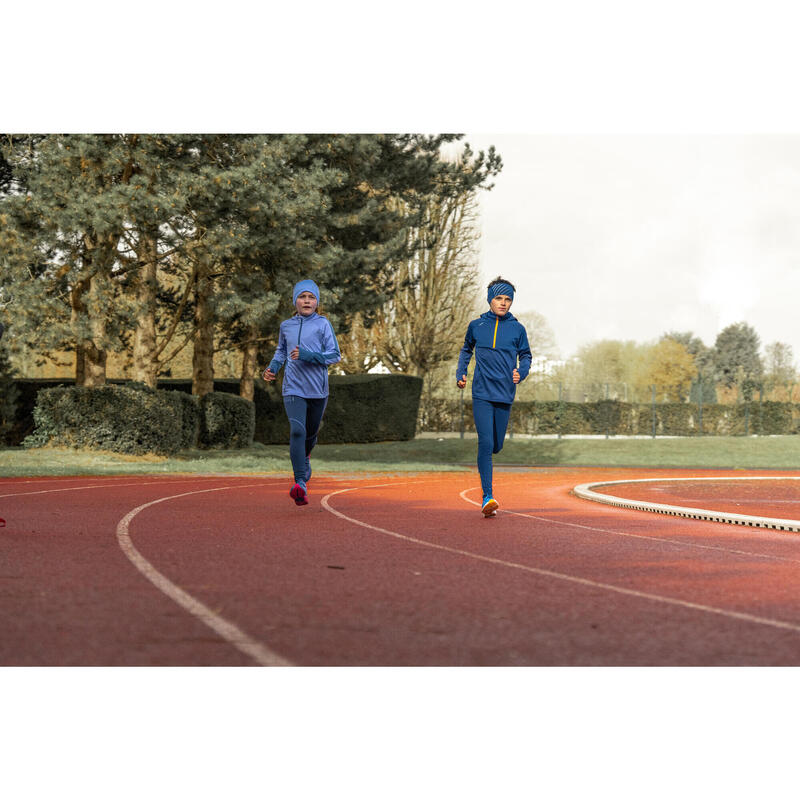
[21,383,255,455]
[420,399,800,436]
[199,391,254,449]
[157,375,422,444]
[5,374,422,449]
[24,385,191,455]
[319,374,422,444]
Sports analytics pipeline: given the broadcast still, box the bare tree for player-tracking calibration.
[374,188,480,379]
[764,341,797,400]
[336,311,383,375]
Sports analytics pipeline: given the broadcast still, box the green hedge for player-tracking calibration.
[159,375,422,444]
[23,384,188,455]
[418,399,800,437]
[4,374,422,449]
[199,391,255,449]
[319,374,422,444]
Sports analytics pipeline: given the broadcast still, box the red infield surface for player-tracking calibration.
[3,468,800,666]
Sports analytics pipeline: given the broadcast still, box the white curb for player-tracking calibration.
[573,476,800,533]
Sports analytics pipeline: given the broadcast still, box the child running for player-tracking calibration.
[456,277,532,517]
[263,279,341,506]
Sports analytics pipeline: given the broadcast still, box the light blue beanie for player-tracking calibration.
[488,282,515,302]
[293,279,320,305]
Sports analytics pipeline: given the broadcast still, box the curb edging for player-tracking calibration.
[573,476,800,533]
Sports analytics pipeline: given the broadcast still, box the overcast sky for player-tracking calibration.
[450,135,800,363]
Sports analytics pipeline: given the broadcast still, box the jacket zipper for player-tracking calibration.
[492,317,498,348]
[297,316,304,348]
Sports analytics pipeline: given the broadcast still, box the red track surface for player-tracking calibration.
[4,468,800,666]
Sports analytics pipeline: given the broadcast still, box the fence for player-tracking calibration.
[417,382,800,438]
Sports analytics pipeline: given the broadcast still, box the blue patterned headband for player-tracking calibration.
[488,282,515,302]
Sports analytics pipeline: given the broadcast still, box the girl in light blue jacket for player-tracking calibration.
[263,279,341,506]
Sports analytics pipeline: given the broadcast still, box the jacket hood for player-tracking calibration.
[480,310,516,322]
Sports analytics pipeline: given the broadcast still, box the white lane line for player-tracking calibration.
[458,487,800,565]
[0,476,289,499]
[573,476,800,532]
[321,485,800,636]
[116,485,292,667]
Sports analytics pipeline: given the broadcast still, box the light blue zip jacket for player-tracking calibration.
[267,312,341,398]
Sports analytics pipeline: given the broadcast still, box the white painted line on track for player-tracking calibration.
[0,476,289,499]
[116,485,292,667]
[459,487,800,565]
[573,476,800,532]
[320,484,800,637]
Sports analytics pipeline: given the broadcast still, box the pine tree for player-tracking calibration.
[2,135,145,385]
[2,134,503,401]
[713,322,763,399]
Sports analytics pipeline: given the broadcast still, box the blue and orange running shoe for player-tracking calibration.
[290,481,309,506]
[481,495,498,517]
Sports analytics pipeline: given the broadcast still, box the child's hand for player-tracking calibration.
[512,368,520,384]
[263,368,276,382]
[290,346,300,360]
[457,374,467,389]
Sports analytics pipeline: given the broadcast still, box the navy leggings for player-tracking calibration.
[472,398,511,497]
[283,395,328,484]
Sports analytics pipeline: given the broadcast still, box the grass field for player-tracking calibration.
[1,435,799,476]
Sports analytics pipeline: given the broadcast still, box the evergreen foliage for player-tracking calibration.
[23,384,186,455]
[713,322,764,391]
[1,134,501,401]
[198,392,255,449]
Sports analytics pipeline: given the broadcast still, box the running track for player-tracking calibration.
[3,468,800,666]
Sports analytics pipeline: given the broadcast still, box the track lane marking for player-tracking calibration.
[0,476,290,499]
[116,485,292,667]
[459,487,800,565]
[321,484,800,636]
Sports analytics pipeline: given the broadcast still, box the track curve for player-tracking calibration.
[3,468,800,665]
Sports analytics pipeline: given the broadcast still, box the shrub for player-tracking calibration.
[24,384,185,455]
[199,392,255,449]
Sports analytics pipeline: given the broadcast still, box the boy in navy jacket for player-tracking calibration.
[457,277,532,516]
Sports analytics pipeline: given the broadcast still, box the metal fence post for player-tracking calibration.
[558,382,563,439]
[459,387,464,439]
[698,376,703,437]
[651,384,657,439]
[605,382,610,439]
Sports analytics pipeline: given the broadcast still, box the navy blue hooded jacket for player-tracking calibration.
[456,311,532,404]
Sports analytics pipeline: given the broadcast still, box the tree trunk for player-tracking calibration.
[83,274,108,387]
[132,230,159,388]
[192,257,214,397]
[70,277,89,386]
[240,326,259,401]
[83,340,107,387]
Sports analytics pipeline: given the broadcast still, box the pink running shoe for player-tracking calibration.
[289,482,308,506]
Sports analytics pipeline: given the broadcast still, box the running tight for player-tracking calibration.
[472,397,511,497]
[283,395,328,484]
